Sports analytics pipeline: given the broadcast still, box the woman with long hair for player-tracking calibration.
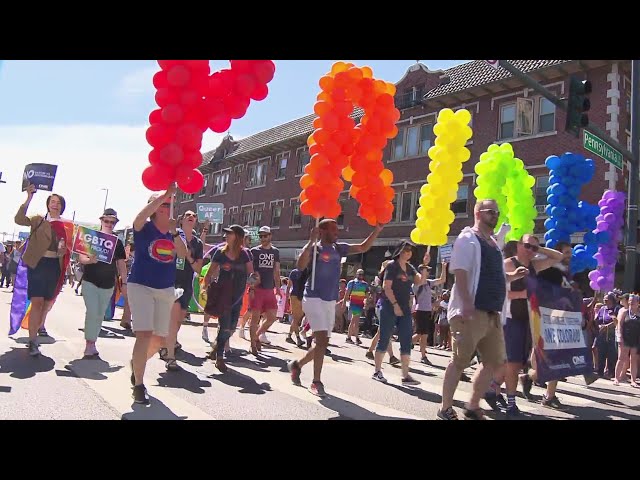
[127,186,187,405]
[14,184,71,356]
[614,294,640,386]
[204,225,254,371]
[77,208,127,358]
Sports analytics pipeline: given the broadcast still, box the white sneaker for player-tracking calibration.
[202,327,209,343]
[239,329,246,340]
[259,333,271,344]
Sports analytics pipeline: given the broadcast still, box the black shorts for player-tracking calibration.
[414,310,434,336]
[175,287,193,311]
[27,257,61,301]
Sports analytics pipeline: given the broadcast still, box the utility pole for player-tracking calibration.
[623,60,639,292]
[494,60,638,292]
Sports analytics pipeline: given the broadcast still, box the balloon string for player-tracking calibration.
[311,217,319,291]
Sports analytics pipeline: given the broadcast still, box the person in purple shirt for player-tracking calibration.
[287,218,383,398]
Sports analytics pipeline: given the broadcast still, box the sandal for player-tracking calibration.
[158,348,169,361]
[165,358,180,371]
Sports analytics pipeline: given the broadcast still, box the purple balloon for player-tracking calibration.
[604,213,615,223]
[597,221,609,231]
[590,280,599,290]
[588,270,599,280]
[603,190,616,200]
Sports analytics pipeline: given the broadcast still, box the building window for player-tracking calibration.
[500,104,516,140]
[400,191,413,222]
[199,174,209,196]
[390,193,399,223]
[270,200,283,227]
[241,208,253,226]
[213,170,230,195]
[229,207,239,226]
[535,175,549,216]
[392,122,433,161]
[275,152,289,180]
[233,165,243,184]
[290,200,302,227]
[296,147,310,175]
[254,206,264,227]
[452,184,469,215]
[538,98,555,133]
[420,124,433,154]
[247,158,268,188]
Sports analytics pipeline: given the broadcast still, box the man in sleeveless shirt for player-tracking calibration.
[503,234,565,416]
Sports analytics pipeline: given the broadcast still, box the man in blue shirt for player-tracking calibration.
[288,218,383,397]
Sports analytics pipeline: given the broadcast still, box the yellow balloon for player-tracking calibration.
[419,195,437,209]
[420,183,432,196]
[453,108,472,125]
[437,108,455,123]
[416,206,427,218]
[410,228,422,244]
[416,217,429,230]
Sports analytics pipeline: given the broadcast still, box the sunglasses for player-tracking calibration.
[259,234,270,238]
[479,208,500,216]
[523,243,539,252]
[102,219,116,226]
[184,213,196,218]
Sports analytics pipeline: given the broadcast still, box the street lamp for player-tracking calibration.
[101,188,109,212]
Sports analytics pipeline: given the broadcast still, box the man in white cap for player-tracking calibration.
[250,226,281,349]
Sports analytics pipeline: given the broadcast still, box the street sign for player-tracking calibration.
[485,60,500,69]
[583,130,623,170]
[196,203,224,223]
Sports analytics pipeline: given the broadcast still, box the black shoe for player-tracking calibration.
[484,392,500,412]
[460,373,471,383]
[506,404,522,418]
[421,357,433,366]
[520,374,534,400]
[437,407,459,420]
[296,337,305,348]
[325,348,332,356]
[285,336,295,344]
[37,328,49,337]
[542,395,568,410]
[463,407,485,420]
[132,384,150,405]
[306,337,313,349]
[355,337,362,346]
[496,393,508,409]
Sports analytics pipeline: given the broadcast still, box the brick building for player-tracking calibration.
[176,60,636,285]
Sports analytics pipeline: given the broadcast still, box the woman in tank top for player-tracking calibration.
[614,294,640,386]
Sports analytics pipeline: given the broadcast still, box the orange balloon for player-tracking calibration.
[300,199,315,217]
[326,201,342,219]
[350,185,360,198]
[314,128,331,145]
[383,186,395,201]
[299,174,314,190]
[319,75,334,92]
[307,134,316,147]
[317,92,331,102]
[300,190,308,203]
[314,101,332,117]
[309,144,321,156]
[361,66,373,79]
[331,62,349,75]
[342,165,355,181]
[312,117,322,130]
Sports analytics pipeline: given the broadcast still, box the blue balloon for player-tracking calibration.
[547,194,559,206]
[584,232,596,244]
[545,205,554,217]
[551,184,567,195]
[551,206,567,218]
[546,229,558,240]
[545,155,561,170]
[597,231,610,244]
[544,218,556,230]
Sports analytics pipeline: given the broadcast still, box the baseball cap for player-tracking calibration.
[391,240,416,259]
[259,226,271,234]
[100,208,119,222]
[356,269,365,275]
[222,225,246,238]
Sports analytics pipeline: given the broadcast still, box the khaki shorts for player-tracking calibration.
[450,311,506,369]
[128,283,175,337]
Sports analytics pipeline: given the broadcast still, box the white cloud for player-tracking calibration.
[115,66,158,102]
[0,125,227,241]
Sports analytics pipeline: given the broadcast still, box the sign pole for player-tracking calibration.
[310,217,319,291]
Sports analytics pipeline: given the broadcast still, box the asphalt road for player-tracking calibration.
[1,286,639,420]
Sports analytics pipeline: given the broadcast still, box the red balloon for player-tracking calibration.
[159,143,184,167]
[209,115,232,133]
[251,60,275,84]
[161,104,184,124]
[142,164,174,192]
[176,167,204,194]
[175,124,202,151]
[230,60,253,73]
[234,73,257,97]
[183,150,204,169]
[183,60,210,74]
[203,98,225,117]
[250,83,269,101]
[149,109,163,125]
[224,95,250,120]
[153,71,168,89]
[149,149,162,166]
[167,65,191,87]
[209,70,234,98]
[179,89,200,108]
[146,124,174,148]
[155,88,179,108]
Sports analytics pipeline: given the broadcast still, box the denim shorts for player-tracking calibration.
[376,300,413,356]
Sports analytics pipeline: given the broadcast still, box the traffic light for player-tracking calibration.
[565,76,592,137]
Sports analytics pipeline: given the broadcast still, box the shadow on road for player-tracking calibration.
[209,369,272,395]
[63,358,123,381]
[321,395,413,420]
[0,347,55,379]
[13,335,57,345]
[554,386,634,409]
[157,369,211,394]
[122,397,187,420]
[327,352,353,364]
[176,349,207,367]
[386,382,442,404]
[102,325,135,338]
[583,382,640,398]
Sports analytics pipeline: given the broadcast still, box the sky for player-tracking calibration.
[0,59,467,241]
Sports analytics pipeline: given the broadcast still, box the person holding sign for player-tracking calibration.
[127,186,187,405]
[287,219,383,398]
[13,185,71,356]
[77,209,127,358]
[161,211,204,371]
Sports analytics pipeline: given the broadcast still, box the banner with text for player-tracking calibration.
[72,226,118,264]
[196,203,224,223]
[22,163,58,192]
[528,275,593,383]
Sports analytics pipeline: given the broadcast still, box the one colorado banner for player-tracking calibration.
[528,275,594,383]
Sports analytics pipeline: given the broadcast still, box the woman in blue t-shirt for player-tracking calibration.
[127,186,188,405]
[204,224,254,372]
[373,240,426,386]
